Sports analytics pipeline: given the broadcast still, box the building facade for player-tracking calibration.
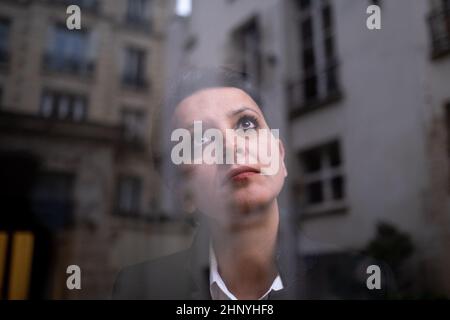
[165,0,450,297]
[0,0,193,299]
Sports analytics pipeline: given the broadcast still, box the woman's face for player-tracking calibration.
[172,87,287,226]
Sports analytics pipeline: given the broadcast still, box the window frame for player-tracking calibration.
[39,89,88,122]
[121,46,148,90]
[0,17,11,66]
[121,107,146,142]
[230,16,263,90]
[297,140,347,217]
[115,175,143,217]
[428,0,450,60]
[288,0,342,118]
[43,23,95,77]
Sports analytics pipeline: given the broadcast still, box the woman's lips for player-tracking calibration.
[226,166,260,183]
[231,171,258,181]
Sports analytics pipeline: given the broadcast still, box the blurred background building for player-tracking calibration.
[164,0,450,298]
[0,0,194,299]
[0,0,450,299]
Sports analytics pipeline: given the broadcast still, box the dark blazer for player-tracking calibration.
[112,214,397,300]
[112,215,305,300]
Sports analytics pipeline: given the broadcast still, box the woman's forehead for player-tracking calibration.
[173,87,261,125]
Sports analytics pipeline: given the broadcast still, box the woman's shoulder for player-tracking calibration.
[112,249,192,299]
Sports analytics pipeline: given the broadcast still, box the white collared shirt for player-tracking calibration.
[209,245,284,300]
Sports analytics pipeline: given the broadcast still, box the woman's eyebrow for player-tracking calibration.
[227,106,262,118]
[185,119,213,131]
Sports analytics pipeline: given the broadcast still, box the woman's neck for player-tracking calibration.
[210,200,280,299]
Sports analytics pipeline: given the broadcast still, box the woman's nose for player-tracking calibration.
[222,130,244,164]
[222,130,234,164]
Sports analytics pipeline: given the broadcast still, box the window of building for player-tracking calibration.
[44,24,95,76]
[121,108,145,141]
[445,103,450,190]
[39,90,87,121]
[428,0,450,59]
[126,0,151,30]
[122,47,148,89]
[30,172,75,229]
[370,0,381,7]
[298,140,346,215]
[116,176,142,216]
[0,18,11,65]
[290,0,340,113]
[232,17,262,89]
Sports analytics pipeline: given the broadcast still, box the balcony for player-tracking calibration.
[0,110,121,145]
[287,64,342,119]
[121,75,149,91]
[118,126,146,152]
[42,53,95,78]
[428,7,450,59]
[124,15,152,33]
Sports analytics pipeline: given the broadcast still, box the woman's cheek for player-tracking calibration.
[272,168,286,195]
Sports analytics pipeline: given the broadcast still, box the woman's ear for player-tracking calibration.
[182,191,197,214]
[279,139,288,177]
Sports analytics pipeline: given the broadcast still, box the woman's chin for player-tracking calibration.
[227,192,273,214]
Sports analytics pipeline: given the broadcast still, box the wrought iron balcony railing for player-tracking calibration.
[287,64,342,118]
[121,74,149,90]
[43,53,95,77]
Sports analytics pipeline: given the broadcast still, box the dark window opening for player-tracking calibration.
[304,76,318,102]
[302,49,316,71]
[301,18,314,43]
[290,0,341,113]
[44,24,95,76]
[331,176,344,200]
[31,172,75,230]
[0,18,11,65]
[328,141,342,167]
[126,0,151,31]
[306,181,323,204]
[445,104,450,191]
[370,0,381,7]
[324,37,335,61]
[232,17,262,89]
[122,47,148,89]
[122,109,145,142]
[297,0,311,11]
[428,0,450,59]
[298,140,345,209]
[116,176,142,216]
[302,147,322,173]
[322,5,332,31]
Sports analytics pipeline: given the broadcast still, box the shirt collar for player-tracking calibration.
[209,244,284,300]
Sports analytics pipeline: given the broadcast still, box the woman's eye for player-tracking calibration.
[236,116,258,131]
